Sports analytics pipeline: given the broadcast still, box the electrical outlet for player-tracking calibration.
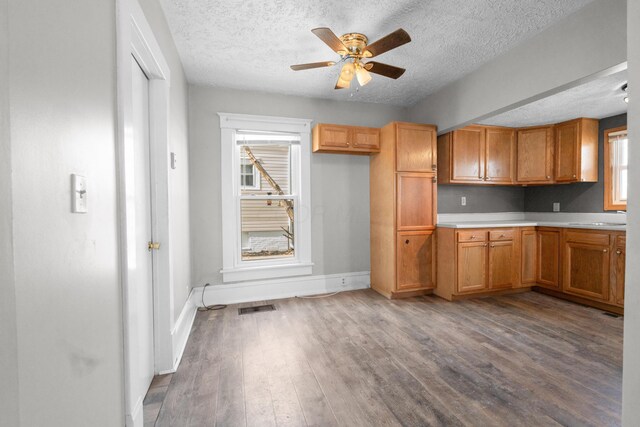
[341,277,346,286]
[553,202,560,212]
[461,196,467,206]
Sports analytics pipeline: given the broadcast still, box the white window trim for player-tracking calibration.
[219,113,313,282]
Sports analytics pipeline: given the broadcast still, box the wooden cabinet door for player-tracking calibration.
[397,231,435,290]
[520,229,537,285]
[485,127,515,184]
[517,126,553,183]
[555,120,579,182]
[317,124,351,149]
[537,229,560,289]
[489,241,514,289]
[351,127,380,151]
[457,242,487,293]
[451,126,485,183]
[614,236,625,306]
[396,123,436,172]
[396,173,436,230]
[563,242,610,301]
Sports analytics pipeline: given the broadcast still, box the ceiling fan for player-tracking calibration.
[290,27,411,89]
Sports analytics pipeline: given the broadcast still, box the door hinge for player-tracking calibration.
[148,241,161,251]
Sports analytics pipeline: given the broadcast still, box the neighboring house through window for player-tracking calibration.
[604,126,628,211]
[218,113,313,282]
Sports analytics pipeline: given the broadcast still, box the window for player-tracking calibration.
[604,126,628,211]
[219,113,313,282]
[240,152,261,190]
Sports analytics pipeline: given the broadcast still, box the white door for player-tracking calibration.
[127,55,155,421]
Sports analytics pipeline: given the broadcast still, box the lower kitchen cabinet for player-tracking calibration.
[520,228,537,285]
[397,231,436,291]
[563,237,611,301]
[536,228,561,290]
[614,235,626,306]
[436,227,518,300]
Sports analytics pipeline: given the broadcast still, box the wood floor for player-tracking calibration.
[148,290,623,426]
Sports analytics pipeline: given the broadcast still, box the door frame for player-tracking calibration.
[116,0,173,425]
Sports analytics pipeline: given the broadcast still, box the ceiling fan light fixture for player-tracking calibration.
[335,61,355,89]
[356,64,372,86]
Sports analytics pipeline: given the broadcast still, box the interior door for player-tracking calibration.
[128,56,155,415]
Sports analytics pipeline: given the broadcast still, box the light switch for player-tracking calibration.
[461,196,467,206]
[553,202,560,212]
[71,174,87,213]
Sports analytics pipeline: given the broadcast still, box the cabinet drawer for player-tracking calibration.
[457,230,487,242]
[565,231,610,246]
[489,229,514,241]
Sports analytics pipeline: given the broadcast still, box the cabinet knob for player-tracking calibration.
[484,243,488,247]
[470,236,476,239]
[432,164,437,171]
[546,176,551,179]
[603,249,608,253]
[490,245,495,248]
[572,174,577,178]
[478,175,483,180]
[616,249,622,255]
[405,239,410,244]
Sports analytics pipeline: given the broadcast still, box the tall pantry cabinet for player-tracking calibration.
[370,122,438,298]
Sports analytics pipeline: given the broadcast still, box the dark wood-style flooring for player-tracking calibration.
[146,290,623,426]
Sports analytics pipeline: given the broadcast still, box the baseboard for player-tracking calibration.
[159,290,197,374]
[192,271,371,306]
[126,396,143,427]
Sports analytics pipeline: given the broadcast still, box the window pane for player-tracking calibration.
[620,169,627,202]
[239,144,290,196]
[241,199,294,261]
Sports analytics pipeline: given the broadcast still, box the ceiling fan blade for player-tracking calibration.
[290,61,336,71]
[364,28,411,58]
[364,62,406,79]
[311,27,348,55]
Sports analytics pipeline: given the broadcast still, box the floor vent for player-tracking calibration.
[603,312,620,318]
[238,304,276,315]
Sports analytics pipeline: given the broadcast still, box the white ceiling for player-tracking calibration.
[479,70,628,127]
[159,0,595,106]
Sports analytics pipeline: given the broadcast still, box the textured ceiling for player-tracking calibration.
[480,71,628,127]
[159,0,595,106]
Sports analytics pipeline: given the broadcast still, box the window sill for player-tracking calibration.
[221,262,314,283]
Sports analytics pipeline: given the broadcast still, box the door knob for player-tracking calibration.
[148,241,161,251]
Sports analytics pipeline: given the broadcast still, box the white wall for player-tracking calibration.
[622,0,639,423]
[0,0,19,425]
[138,0,193,325]
[8,0,123,425]
[189,86,407,286]
[408,0,627,132]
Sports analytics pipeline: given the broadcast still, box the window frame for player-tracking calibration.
[218,113,313,282]
[604,126,628,211]
[239,154,261,190]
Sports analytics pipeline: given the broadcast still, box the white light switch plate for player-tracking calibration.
[461,196,467,206]
[71,174,87,213]
[553,202,560,212]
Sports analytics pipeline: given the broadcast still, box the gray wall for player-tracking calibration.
[188,86,407,286]
[525,114,627,212]
[623,0,640,422]
[408,0,627,133]
[438,186,525,213]
[0,0,19,425]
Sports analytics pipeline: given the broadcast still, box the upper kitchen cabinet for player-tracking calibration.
[396,122,437,172]
[516,126,554,184]
[554,118,599,183]
[437,125,514,184]
[312,123,380,154]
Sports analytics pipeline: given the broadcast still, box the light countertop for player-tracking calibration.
[437,220,626,231]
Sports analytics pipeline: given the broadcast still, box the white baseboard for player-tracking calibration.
[160,290,197,374]
[126,396,143,427]
[192,271,371,306]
